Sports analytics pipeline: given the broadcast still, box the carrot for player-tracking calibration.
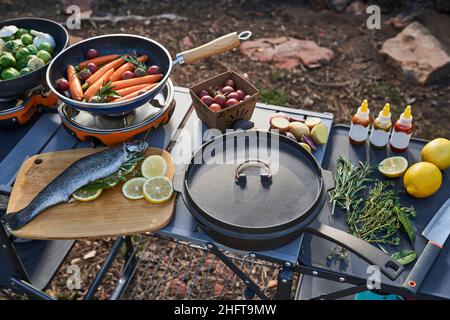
[83,68,114,101]
[113,83,158,102]
[110,74,163,90]
[109,55,149,82]
[116,83,151,97]
[67,65,83,101]
[83,57,127,88]
[78,54,120,69]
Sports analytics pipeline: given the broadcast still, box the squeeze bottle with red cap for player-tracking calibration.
[369,103,392,149]
[390,105,413,152]
[349,99,370,145]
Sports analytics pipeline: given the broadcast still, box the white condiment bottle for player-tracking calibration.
[349,99,371,145]
[369,103,392,149]
[390,105,413,152]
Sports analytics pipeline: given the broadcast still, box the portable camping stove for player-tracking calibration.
[0,86,58,126]
[58,79,175,146]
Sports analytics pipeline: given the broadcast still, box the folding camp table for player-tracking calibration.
[1,88,448,299]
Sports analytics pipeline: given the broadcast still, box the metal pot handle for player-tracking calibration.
[175,31,252,65]
[235,159,272,186]
[321,169,335,192]
[305,221,404,281]
[172,171,185,193]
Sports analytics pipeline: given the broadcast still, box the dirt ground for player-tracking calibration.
[1,0,449,300]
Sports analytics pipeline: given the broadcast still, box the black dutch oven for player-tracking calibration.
[173,130,404,280]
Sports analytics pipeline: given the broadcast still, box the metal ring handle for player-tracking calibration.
[238,31,252,41]
[235,159,272,186]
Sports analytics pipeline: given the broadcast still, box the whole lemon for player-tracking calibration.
[403,162,442,198]
[421,138,450,170]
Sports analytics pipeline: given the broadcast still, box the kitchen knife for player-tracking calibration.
[403,198,450,295]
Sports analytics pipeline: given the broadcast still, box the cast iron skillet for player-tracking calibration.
[47,31,252,115]
[0,18,68,98]
[173,130,404,281]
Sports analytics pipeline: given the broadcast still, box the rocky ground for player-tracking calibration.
[0,0,449,300]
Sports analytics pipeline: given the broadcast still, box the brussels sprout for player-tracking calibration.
[1,35,15,42]
[0,52,16,68]
[20,33,33,46]
[19,67,31,75]
[5,39,23,53]
[1,67,20,80]
[16,54,34,70]
[15,28,29,39]
[38,42,53,54]
[36,50,52,63]
[26,44,38,55]
[15,47,31,61]
[27,56,45,70]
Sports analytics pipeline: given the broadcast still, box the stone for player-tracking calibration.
[240,37,333,70]
[380,22,450,85]
[435,0,450,13]
[325,0,352,12]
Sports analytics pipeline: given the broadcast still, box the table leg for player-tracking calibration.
[275,266,294,300]
[0,223,30,283]
[206,242,269,300]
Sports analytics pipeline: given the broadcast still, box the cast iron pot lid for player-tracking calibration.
[182,130,325,234]
[58,79,174,132]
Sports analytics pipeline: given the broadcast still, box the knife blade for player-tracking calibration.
[403,198,450,295]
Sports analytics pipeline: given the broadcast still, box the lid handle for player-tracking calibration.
[235,160,272,187]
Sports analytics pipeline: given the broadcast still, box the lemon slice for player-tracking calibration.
[73,188,103,202]
[143,176,173,204]
[378,156,408,178]
[122,177,148,200]
[141,155,167,179]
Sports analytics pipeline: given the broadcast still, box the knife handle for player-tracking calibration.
[402,241,441,295]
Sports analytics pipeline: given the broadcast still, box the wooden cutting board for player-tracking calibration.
[6,147,175,240]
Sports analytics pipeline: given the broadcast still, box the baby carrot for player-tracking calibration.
[109,55,149,82]
[83,57,126,87]
[110,74,163,90]
[116,83,150,97]
[83,68,114,101]
[67,65,83,101]
[78,54,120,69]
[113,83,158,102]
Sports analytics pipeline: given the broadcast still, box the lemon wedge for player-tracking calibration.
[378,156,408,178]
[143,176,173,204]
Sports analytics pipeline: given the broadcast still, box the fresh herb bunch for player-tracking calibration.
[330,156,416,259]
[330,156,374,214]
[77,154,144,192]
[351,180,416,246]
[91,81,120,103]
[125,54,147,70]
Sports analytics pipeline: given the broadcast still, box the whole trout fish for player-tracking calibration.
[2,141,147,230]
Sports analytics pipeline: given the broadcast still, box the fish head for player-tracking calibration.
[123,141,148,155]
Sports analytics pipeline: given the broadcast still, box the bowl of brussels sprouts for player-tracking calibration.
[0,18,68,98]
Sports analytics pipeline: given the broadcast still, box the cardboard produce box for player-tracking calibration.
[190,71,259,132]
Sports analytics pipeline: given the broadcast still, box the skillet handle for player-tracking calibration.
[176,31,252,65]
[172,172,184,193]
[305,221,404,281]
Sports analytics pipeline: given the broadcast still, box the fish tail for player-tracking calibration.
[1,208,32,230]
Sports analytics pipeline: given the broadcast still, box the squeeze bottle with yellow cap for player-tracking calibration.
[390,105,413,152]
[369,103,392,149]
[349,99,371,145]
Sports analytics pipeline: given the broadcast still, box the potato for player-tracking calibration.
[310,123,329,145]
[299,142,312,153]
[305,117,322,129]
[270,116,290,132]
[288,121,310,140]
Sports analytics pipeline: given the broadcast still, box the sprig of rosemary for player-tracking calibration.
[93,81,120,102]
[125,54,146,70]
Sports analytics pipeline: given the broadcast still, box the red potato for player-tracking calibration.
[209,103,222,112]
[244,94,251,100]
[201,95,214,106]
[221,86,234,95]
[225,98,239,108]
[121,70,134,80]
[147,65,161,75]
[85,49,99,59]
[227,92,240,100]
[223,79,235,89]
[235,89,246,100]
[198,89,210,98]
